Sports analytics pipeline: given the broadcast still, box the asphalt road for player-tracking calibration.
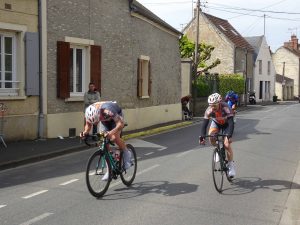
[0,102,299,225]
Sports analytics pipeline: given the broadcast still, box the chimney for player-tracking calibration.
[291,34,298,50]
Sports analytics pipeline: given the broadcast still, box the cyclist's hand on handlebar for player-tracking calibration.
[199,136,205,145]
[80,131,88,139]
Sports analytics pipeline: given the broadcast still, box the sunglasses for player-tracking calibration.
[210,103,219,108]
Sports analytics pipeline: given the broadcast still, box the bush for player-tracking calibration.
[194,73,245,97]
[218,74,245,96]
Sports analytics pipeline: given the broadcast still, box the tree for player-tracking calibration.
[179,35,220,76]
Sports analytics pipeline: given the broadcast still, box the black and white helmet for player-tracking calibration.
[208,93,222,105]
[85,104,99,124]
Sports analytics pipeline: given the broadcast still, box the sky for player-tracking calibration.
[137,0,300,52]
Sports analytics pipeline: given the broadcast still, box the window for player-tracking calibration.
[258,60,262,75]
[57,40,101,99]
[267,61,270,75]
[137,56,151,98]
[69,46,85,96]
[0,34,17,95]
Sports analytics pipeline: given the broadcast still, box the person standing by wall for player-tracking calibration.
[84,82,100,134]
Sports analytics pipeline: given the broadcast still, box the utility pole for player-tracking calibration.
[263,14,266,36]
[192,0,200,113]
[244,49,248,106]
[282,61,285,100]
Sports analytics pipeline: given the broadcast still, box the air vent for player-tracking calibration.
[4,3,12,10]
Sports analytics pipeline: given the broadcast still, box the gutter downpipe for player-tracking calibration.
[244,48,248,107]
[38,0,44,139]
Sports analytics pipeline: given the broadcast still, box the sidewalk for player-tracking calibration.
[0,120,193,171]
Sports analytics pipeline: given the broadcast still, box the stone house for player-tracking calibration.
[272,35,300,100]
[183,12,254,97]
[275,74,294,100]
[0,0,182,141]
[245,36,276,102]
[43,0,183,139]
[0,0,40,141]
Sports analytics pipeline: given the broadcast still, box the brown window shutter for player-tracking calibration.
[148,61,152,96]
[90,45,101,93]
[57,41,70,98]
[137,58,143,97]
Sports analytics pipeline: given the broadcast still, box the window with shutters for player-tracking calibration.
[0,33,18,96]
[137,55,151,98]
[57,38,101,100]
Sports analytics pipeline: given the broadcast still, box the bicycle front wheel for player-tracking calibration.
[86,151,111,198]
[120,144,137,186]
[212,148,224,193]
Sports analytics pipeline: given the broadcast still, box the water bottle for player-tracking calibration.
[113,149,120,161]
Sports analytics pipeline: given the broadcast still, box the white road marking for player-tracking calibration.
[110,164,160,188]
[22,190,48,199]
[137,156,142,160]
[145,152,154,156]
[136,164,160,176]
[176,149,195,157]
[0,205,6,209]
[126,139,167,151]
[59,179,79,186]
[19,212,53,225]
[158,147,167,151]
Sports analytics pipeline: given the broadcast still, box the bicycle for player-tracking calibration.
[84,132,137,198]
[203,133,233,193]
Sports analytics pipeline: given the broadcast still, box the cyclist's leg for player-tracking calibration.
[223,125,233,161]
[208,121,220,146]
[107,122,131,169]
[223,125,236,178]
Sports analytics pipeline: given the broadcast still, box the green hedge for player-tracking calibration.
[218,74,245,96]
[194,73,245,97]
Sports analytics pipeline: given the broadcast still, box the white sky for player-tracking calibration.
[137,0,300,52]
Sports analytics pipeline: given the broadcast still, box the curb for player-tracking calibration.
[123,121,193,140]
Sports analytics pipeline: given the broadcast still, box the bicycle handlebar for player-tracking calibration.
[202,134,228,138]
[83,132,115,147]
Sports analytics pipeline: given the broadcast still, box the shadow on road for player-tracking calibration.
[222,176,300,195]
[99,181,199,200]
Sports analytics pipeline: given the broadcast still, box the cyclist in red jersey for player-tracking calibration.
[199,93,236,178]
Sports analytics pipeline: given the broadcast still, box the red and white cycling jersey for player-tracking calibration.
[204,102,234,125]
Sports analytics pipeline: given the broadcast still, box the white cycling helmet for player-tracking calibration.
[208,93,222,105]
[85,104,100,124]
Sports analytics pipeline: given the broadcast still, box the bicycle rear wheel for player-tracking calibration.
[212,148,224,193]
[120,144,137,186]
[86,151,111,198]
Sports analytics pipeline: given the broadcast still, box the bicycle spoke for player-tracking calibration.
[120,144,137,186]
[86,151,111,198]
[212,148,224,193]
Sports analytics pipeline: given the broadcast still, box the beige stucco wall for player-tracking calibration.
[181,59,192,97]
[46,103,181,138]
[0,0,39,141]
[0,0,38,32]
[252,37,276,102]
[273,47,300,98]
